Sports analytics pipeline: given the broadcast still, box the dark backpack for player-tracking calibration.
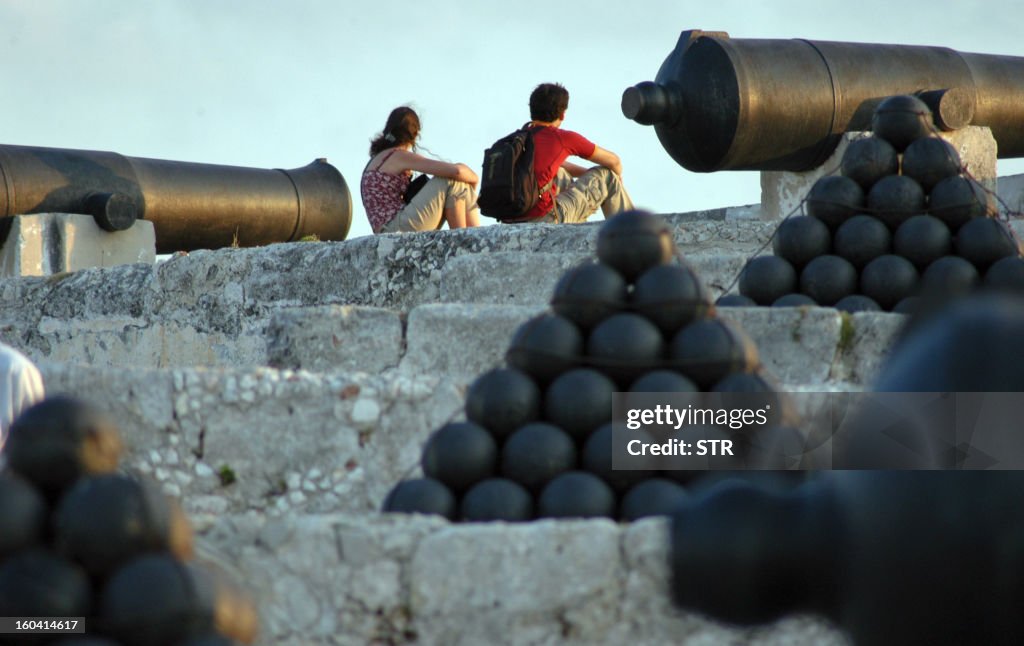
[478,124,553,220]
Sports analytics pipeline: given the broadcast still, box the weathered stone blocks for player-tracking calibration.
[196,513,848,646]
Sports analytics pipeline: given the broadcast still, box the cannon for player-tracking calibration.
[671,471,1024,645]
[622,30,1024,172]
[0,144,352,253]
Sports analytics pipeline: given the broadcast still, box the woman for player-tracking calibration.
[361,106,480,233]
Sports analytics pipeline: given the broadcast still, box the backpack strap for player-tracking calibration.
[526,123,559,207]
[367,148,401,173]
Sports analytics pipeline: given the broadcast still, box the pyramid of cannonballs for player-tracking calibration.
[384,211,803,524]
[726,94,1024,313]
[0,396,257,646]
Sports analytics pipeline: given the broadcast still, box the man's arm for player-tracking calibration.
[586,146,623,177]
[560,161,590,178]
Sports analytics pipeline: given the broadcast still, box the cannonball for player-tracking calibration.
[587,312,665,385]
[892,214,953,270]
[632,263,713,334]
[833,215,892,270]
[53,474,193,579]
[716,294,756,307]
[464,367,541,441]
[861,255,920,310]
[620,478,689,521]
[685,470,805,496]
[51,638,124,646]
[805,175,865,230]
[920,256,980,298]
[985,256,1024,293]
[99,554,216,646]
[506,313,583,385]
[382,478,457,519]
[874,293,1024,391]
[893,296,922,315]
[4,395,123,497]
[670,318,760,388]
[581,422,655,493]
[544,368,617,441]
[929,175,997,231]
[710,371,789,431]
[834,294,882,313]
[662,424,743,475]
[0,549,91,619]
[710,371,778,394]
[901,136,962,191]
[537,471,616,519]
[630,370,699,393]
[738,256,798,305]
[500,422,577,493]
[840,136,899,189]
[772,215,832,270]
[744,426,808,470]
[867,175,926,230]
[772,293,817,307]
[799,255,858,306]
[596,210,676,280]
[871,94,934,151]
[669,482,796,624]
[955,217,1021,272]
[421,422,498,493]
[173,637,235,646]
[459,478,534,522]
[0,472,47,559]
[550,261,628,331]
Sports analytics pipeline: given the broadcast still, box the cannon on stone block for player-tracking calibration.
[622,30,1024,172]
[0,144,352,253]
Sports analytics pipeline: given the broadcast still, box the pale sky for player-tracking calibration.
[1,0,1021,241]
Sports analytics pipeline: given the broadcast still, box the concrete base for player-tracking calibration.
[760,126,998,220]
[0,212,155,277]
[999,173,1024,215]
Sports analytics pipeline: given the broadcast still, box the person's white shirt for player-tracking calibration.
[0,343,45,451]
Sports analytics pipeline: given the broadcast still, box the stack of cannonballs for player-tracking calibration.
[726,94,1024,313]
[0,396,257,646]
[384,211,802,524]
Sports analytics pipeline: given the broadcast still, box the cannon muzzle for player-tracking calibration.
[624,30,1024,172]
[0,144,352,253]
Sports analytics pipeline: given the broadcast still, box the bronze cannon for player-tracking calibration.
[622,30,1024,172]
[0,144,352,253]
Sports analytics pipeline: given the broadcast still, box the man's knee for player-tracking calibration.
[583,166,622,189]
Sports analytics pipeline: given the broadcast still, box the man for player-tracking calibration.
[517,82,634,223]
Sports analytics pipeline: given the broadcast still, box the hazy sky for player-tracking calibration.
[1,0,1022,241]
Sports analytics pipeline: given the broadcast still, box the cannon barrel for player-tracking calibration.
[0,144,352,253]
[623,30,1024,172]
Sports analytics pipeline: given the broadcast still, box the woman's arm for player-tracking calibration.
[388,150,479,186]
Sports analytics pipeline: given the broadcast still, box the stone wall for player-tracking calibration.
[197,513,849,646]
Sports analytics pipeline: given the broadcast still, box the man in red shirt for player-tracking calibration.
[519,83,634,223]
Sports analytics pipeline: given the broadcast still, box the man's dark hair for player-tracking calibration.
[529,83,569,122]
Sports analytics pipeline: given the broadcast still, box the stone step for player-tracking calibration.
[37,302,901,516]
[7,290,902,389]
[392,304,900,387]
[195,511,846,646]
[0,212,773,365]
[0,248,753,370]
[1,210,1018,372]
